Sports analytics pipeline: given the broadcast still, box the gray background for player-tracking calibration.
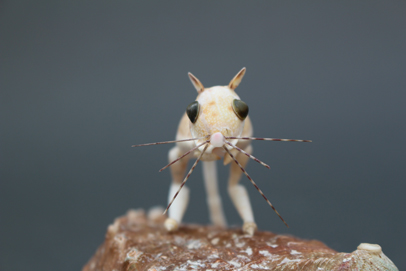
[1,1,405,270]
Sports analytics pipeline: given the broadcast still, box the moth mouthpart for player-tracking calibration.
[210,132,225,148]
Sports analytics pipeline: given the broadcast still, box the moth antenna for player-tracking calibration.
[226,136,312,143]
[163,144,209,215]
[223,146,289,228]
[131,136,208,147]
[225,140,270,169]
[159,140,210,172]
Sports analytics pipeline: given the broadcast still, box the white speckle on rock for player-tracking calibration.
[290,249,301,255]
[343,257,352,263]
[186,259,206,269]
[259,250,273,257]
[211,237,219,245]
[229,260,241,267]
[235,241,245,248]
[250,263,271,269]
[125,249,143,262]
[266,242,278,248]
[242,247,253,256]
[149,267,166,271]
[187,239,202,249]
[211,262,219,268]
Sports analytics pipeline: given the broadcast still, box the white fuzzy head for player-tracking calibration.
[186,68,248,154]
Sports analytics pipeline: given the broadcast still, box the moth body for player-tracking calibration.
[132,68,311,236]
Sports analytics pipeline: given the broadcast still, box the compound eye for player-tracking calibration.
[186,101,200,123]
[232,99,249,120]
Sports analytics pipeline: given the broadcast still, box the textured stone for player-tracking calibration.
[83,208,398,271]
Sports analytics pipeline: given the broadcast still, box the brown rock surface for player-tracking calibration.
[83,208,398,271]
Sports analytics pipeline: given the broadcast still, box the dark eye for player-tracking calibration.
[232,99,249,120]
[186,101,200,123]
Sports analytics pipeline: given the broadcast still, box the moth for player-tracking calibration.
[133,68,311,235]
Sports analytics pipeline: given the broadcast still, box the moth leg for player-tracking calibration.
[202,161,227,227]
[164,145,191,232]
[227,144,257,236]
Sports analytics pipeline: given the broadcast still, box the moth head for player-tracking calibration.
[186,68,249,152]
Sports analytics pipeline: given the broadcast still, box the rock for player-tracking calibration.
[82,208,398,271]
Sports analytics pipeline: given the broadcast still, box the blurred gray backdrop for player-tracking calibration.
[1,1,405,270]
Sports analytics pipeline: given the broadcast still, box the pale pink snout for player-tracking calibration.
[210,132,225,148]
